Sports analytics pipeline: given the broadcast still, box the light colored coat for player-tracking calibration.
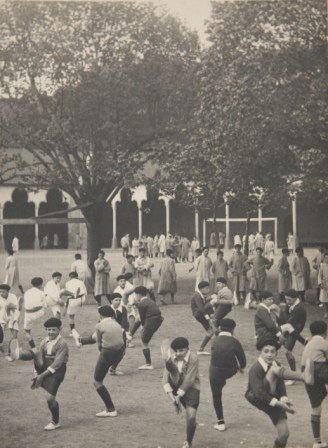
[277,256,291,293]
[94,258,111,296]
[291,256,311,291]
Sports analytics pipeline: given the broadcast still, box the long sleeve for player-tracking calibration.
[177,356,199,397]
[248,363,274,405]
[42,339,69,373]
[235,340,247,369]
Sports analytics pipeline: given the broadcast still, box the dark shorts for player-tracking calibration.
[284,334,297,351]
[180,388,200,410]
[94,346,125,382]
[141,316,163,344]
[304,363,328,408]
[41,365,67,396]
[213,305,232,327]
[245,391,287,425]
[195,315,211,332]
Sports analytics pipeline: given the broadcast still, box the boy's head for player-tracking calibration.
[110,293,122,309]
[259,290,274,306]
[217,251,224,259]
[52,272,62,284]
[256,247,263,255]
[171,337,189,360]
[198,281,210,296]
[219,318,236,334]
[216,277,227,290]
[0,283,10,299]
[234,244,241,252]
[7,249,14,256]
[98,305,115,319]
[75,253,82,260]
[44,317,62,339]
[285,289,299,307]
[309,320,327,337]
[125,272,134,282]
[195,248,202,256]
[134,286,148,301]
[282,248,289,255]
[166,249,173,257]
[116,275,126,288]
[139,247,146,256]
[98,250,105,258]
[31,277,43,288]
[256,337,280,363]
[324,253,328,263]
[202,246,209,256]
[126,255,134,263]
[69,271,78,279]
[295,246,303,256]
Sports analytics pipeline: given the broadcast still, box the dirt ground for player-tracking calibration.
[0,248,327,448]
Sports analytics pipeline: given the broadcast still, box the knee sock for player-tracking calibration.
[143,348,151,365]
[69,323,75,331]
[0,325,3,344]
[96,385,115,411]
[28,339,36,349]
[186,417,197,445]
[274,439,287,448]
[48,401,59,424]
[200,334,212,351]
[311,414,321,441]
[285,352,296,371]
[94,295,101,305]
[130,320,141,336]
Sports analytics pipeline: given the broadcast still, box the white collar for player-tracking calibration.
[174,350,190,363]
[258,356,277,371]
[259,303,271,312]
[219,331,232,337]
[289,298,300,311]
[46,334,61,344]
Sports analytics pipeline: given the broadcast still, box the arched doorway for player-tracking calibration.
[39,189,68,248]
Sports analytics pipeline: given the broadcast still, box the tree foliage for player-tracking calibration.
[0,1,200,264]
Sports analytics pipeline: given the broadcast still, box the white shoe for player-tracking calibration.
[161,339,171,362]
[9,339,21,360]
[127,342,135,348]
[126,333,133,341]
[214,423,226,431]
[138,364,154,370]
[313,443,328,448]
[285,380,296,386]
[109,369,124,376]
[181,442,190,448]
[44,421,61,431]
[71,329,82,347]
[5,355,13,362]
[197,350,210,355]
[96,410,118,417]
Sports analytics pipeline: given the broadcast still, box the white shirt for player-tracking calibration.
[24,287,46,310]
[44,280,63,307]
[114,281,134,305]
[65,278,87,297]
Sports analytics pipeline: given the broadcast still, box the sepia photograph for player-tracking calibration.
[0,0,327,447]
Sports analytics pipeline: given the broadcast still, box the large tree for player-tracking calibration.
[0,1,200,266]
[152,0,327,251]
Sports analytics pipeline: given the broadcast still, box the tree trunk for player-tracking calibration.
[244,211,251,257]
[81,204,104,274]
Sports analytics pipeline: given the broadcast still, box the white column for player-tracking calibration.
[202,219,206,246]
[224,200,231,250]
[111,202,118,249]
[159,194,171,235]
[291,195,299,249]
[138,207,143,239]
[34,204,39,249]
[194,209,199,239]
[258,206,263,232]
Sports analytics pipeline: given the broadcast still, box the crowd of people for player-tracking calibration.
[1,236,328,448]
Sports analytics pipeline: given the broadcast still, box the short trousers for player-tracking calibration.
[195,315,211,332]
[66,296,86,315]
[141,316,163,344]
[284,334,297,351]
[38,364,66,396]
[180,388,200,410]
[245,391,287,425]
[305,363,328,407]
[24,309,45,331]
[94,346,125,382]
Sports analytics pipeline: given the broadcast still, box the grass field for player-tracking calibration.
[0,248,327,448]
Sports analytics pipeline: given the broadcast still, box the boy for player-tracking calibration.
[65,271,87,335]
[301,320,328,448]
[211,251,229,287]
[134,285,163,370]
[120,254,136,278]
[254,291,283,348]
[210,277,233,329]
[162,337,200,448]
[73,306,125,417]
[291,246,311,303]
[12,317,68,430]
[0,283,21,360]
[228,244,248,305]
[23,277,46,352]
[190,281,214,354]
[44,272,67,319]
[114,274,135,306]
[245,337,314,448]
[210,318,246,431]
[246,247,273,304]
[277,248,292,302]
